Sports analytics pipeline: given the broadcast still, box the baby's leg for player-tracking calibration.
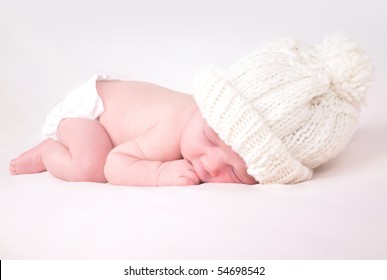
[10,138,55,175]
[42,118,113,183]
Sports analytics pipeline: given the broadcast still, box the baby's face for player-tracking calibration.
[181,111,257,184]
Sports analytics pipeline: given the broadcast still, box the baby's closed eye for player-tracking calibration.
[231,168,244,183]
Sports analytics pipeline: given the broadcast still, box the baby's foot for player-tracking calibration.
[9,139,54,175]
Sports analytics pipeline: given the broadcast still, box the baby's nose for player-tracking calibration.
[200,154,224,178]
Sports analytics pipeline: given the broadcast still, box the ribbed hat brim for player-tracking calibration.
[192,66,313,184]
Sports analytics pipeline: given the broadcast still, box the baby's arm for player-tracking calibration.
[104,128,200,186]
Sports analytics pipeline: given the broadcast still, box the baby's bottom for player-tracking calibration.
[10,118,113,183]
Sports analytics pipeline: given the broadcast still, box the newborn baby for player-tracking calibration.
[9,33,374,186]
[10,79,257,186]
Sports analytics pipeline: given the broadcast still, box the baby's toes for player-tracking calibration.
[9,159,19,175]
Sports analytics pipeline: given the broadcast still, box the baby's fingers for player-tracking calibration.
[175,173,200,186]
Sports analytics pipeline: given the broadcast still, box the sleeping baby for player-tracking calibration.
[9,33,374,186]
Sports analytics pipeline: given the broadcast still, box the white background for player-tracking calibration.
[1,0,387,260]
[1,0,386,151]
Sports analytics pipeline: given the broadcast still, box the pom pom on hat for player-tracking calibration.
[193,32,374,184]
[316,32,374,104]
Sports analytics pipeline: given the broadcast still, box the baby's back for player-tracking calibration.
[97,80,196,146]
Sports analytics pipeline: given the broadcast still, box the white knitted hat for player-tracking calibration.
[192,32,374,184]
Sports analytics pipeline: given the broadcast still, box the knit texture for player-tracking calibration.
[192,32,374,184]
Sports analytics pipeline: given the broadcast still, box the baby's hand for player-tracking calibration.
[157,159,200,186]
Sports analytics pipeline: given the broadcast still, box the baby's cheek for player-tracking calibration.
[214,168,237,183]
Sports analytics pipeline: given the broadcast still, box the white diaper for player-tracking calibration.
[41,74,111,140]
